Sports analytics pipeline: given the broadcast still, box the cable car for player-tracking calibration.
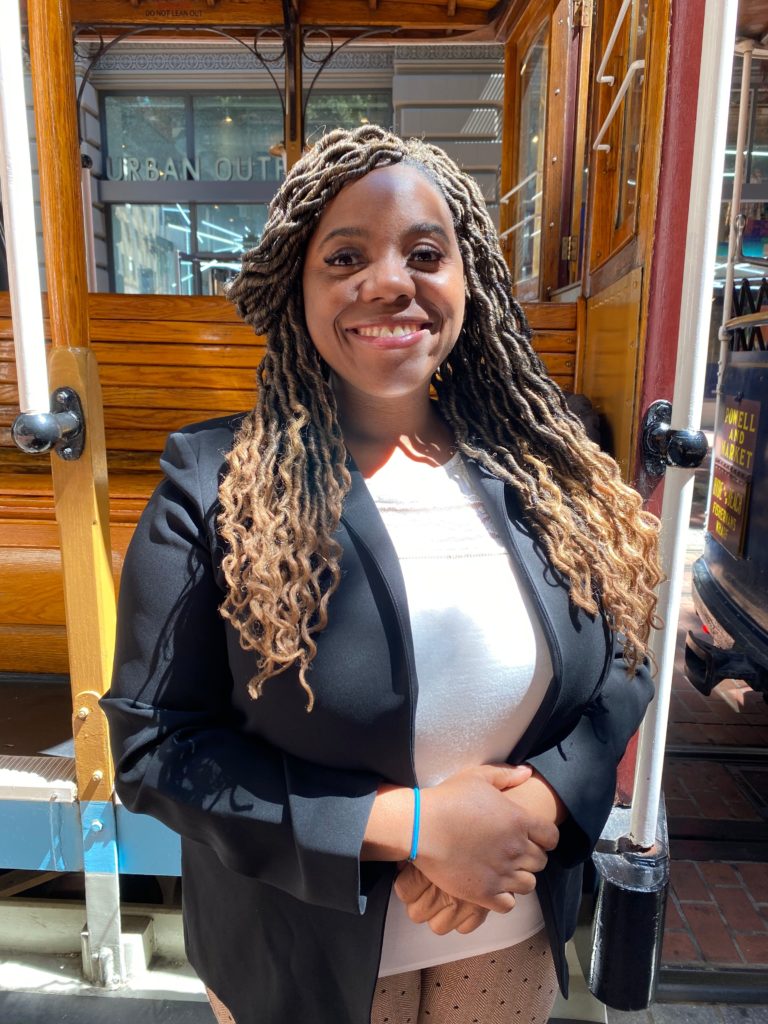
[0,0,750,1018]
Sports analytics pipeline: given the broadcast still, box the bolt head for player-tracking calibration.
[91,820,103,832]
[77,707,89,720]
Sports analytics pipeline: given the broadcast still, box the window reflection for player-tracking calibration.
[615,0,649,232]
[103,90,391,294]
[513,26,548,284]
[109,203,267,295]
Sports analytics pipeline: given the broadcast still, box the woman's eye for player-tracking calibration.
[325,250,360,267]
[410,248,442,264]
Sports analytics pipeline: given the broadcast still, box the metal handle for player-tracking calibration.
[641,399,709,477]
[11,386,86,460]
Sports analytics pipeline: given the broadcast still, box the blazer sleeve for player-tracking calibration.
[525,641,654,867]
[101,430,380,915]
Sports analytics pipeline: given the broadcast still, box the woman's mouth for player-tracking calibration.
[346,322,432,349]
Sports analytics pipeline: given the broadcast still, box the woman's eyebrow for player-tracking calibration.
[318,222,451,247]
[319,226,368,246]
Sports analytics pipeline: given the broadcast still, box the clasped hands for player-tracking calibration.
[393,764,563,936]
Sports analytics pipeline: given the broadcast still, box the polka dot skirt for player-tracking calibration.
[371,929,557,1024]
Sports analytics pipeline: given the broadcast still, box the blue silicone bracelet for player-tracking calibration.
[408,786,421,862]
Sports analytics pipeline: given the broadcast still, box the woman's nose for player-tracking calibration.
[358,256,416,303]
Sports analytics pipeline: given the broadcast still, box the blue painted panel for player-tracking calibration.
[81,800,118,874]
[0,800,83,871]
[114,806,181,876]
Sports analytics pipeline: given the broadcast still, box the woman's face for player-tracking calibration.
[301,164,466,405]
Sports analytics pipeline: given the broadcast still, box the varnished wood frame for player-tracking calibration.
[500,0,553,301]
[585,0,662,283]
[564,5,594,289]
[501,0,593,302]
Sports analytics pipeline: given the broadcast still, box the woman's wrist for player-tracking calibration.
[361,784,415,861]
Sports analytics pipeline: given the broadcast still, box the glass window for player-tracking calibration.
[102,90,392,293]
[110,202,268,296]
[192,203,268,295]
[305,91,392,139]
[192,95,284,182]
[615,0,650,231]
[110,203,192,294]
[104,95,189,182]
[512,25,549,285]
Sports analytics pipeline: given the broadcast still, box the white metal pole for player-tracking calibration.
[0,0,49,414]
[629,0,739,850]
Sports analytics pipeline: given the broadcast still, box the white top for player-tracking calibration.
[364,448,552,976]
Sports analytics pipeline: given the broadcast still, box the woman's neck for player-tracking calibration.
[333,384,455,477]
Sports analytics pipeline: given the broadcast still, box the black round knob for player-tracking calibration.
[11,412,61,453]
[666,429,709,468]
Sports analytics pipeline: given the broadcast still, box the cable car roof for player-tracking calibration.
[54,0,513,41]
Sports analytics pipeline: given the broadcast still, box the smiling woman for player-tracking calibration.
[103,125,661,1024]
[302,166,465,422]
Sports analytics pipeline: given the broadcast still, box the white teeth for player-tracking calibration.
[356,324,423,338]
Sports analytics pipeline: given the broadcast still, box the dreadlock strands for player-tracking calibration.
[217,125,662,707]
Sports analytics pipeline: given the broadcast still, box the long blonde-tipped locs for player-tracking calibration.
[219,125,662,709]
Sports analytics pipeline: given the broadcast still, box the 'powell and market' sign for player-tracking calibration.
[106,155,284,181]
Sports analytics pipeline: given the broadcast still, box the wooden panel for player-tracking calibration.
[582,267,643,480]
[90,321,257,346]
[97,363,255,392]
[0,625,69,675]
[0,522,60,548]
[94,342,262,366]
[101,385,254,410]
[67,0,493,28]
[0,547,67,625]
[524,302,577,329]
[538,352,576,378]
[531,332,576,353]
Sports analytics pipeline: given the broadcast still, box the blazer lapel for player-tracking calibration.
[340,460,419,785]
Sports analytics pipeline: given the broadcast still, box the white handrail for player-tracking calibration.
[629,0,739,851]
[592,59,645,152]
[595,0,634,85]
[498,212,537,240]
[0,0,48,414]
[499,170,538,205]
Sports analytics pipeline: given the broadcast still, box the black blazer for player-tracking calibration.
[102,415,654,1024]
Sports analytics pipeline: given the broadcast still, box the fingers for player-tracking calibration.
[475,763,533,791]
[394,862,432,904]
[405,883,456,924]
[483,890,517,914]
[504,870,537,896]
[454,908,490,934]
[526,818,560,853]
[512,838,550,874]
[427,902,489,936]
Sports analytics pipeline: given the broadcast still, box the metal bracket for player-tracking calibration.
[11,386,86,460]
[641,399,709,477]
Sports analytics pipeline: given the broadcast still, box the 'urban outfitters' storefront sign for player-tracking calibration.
[106,155,284,182]
[707,396,760,557]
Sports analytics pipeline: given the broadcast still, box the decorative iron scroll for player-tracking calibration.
[731,277,768,352]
